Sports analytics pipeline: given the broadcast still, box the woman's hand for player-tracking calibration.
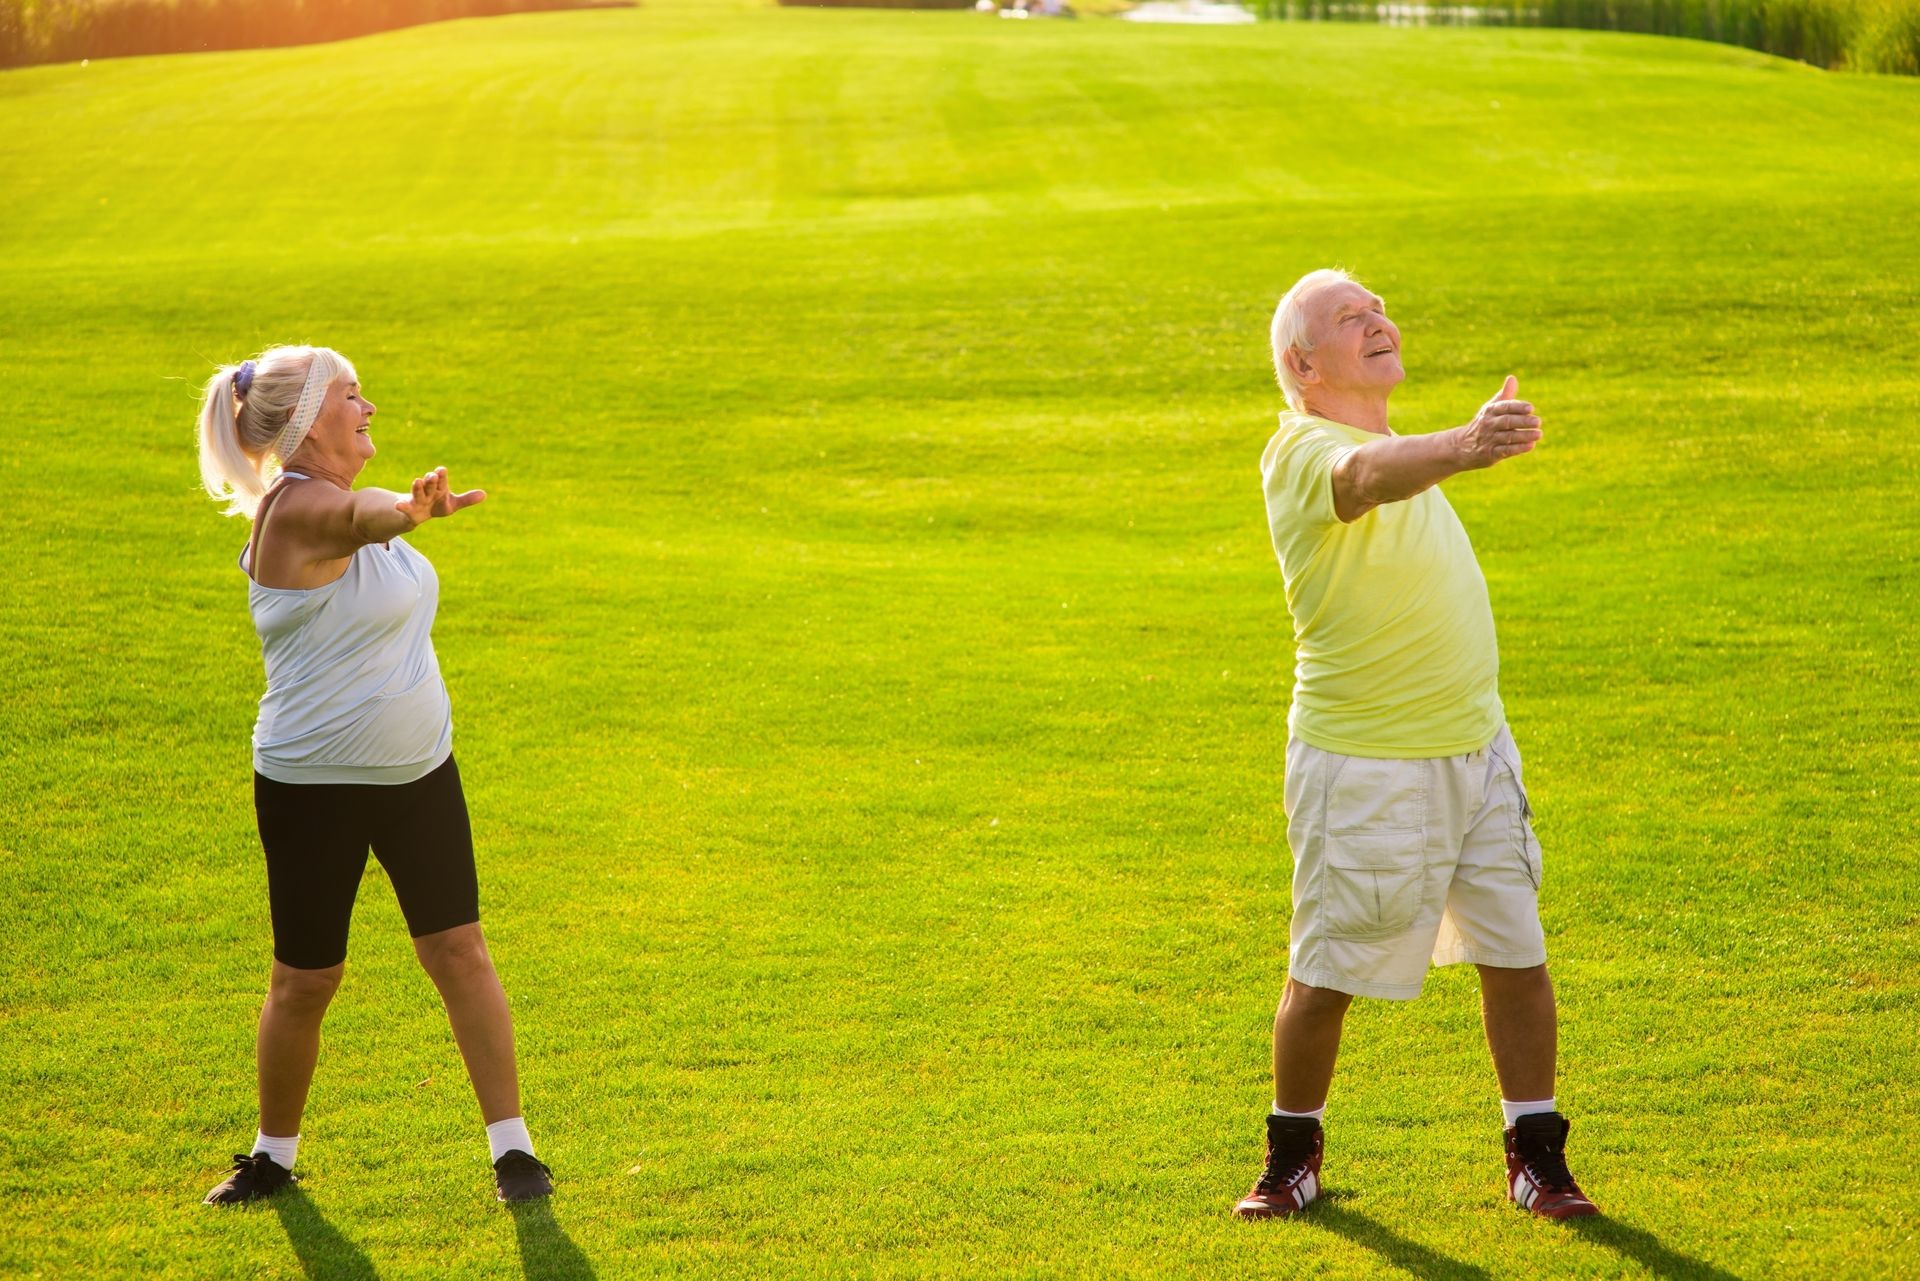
[393,467,487,528]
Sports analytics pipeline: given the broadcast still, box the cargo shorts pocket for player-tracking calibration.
[1517,804,1543,891]
[1489,739,1543,891]
[1322,830,1426,941]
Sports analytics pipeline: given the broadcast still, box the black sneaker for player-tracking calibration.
[1232,1115,1324,1219]
[494,1150,554,1203]
[204,1152,296,1205]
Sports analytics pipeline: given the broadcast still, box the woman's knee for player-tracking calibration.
[413,922,493,982]
[268,960,344,1012]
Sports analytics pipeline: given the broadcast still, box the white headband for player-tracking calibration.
[267,352,337,468]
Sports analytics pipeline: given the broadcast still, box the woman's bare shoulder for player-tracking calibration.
[269,476,353,517]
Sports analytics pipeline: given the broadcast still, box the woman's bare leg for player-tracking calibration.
[413,922,521,1124]
[257,960,345,1137]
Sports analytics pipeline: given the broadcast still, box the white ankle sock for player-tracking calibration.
[1501,1098,1556,1126]
[486,1117,534,1164]
[252,1131,299,1169]
[1271,1102,1326,1122]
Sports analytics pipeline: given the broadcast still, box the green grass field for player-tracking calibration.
[3,3,1918,1276]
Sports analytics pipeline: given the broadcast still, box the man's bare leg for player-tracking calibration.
[1477,963,1556,1102]
[1480,962,1599,1217]
[1272,977,1354,1111]
[1236,977,1351,1217]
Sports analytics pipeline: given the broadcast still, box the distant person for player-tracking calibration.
[1234,270,1598,1221]
[194,346,552,1206]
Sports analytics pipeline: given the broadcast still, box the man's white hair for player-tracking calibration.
[1270,267,1361,412]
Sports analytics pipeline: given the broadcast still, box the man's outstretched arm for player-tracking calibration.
[1332,375,1543,523]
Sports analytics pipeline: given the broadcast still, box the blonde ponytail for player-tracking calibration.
[194,345,356,519]
[197,364,268,518]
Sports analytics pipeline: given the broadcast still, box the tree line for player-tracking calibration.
[2,0,634,69]
[1249,0,1919,74]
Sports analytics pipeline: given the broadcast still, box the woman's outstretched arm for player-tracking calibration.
[289,467,488,558]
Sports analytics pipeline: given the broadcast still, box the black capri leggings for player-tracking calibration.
[253,755,481,970]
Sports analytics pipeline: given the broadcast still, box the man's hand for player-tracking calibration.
[393,466,487,528]
[1455,375,1543,470]
[1331,375,1543,522]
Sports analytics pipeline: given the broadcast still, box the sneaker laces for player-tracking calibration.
[1519,1136,1578,1193]
[1256,1160,1308,1194]
[1256,1135,1316,1193]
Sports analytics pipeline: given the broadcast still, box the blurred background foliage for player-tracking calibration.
[0,0,634,68]
[1250,0,1920,74]
[5,0,1916,73]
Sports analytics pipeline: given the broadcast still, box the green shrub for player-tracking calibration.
[1274,0,1920,74]
[1850,0,1920,69]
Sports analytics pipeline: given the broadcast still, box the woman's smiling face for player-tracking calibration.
[299,375,379,471]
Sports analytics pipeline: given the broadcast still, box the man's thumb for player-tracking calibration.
[1499,374,1518,401]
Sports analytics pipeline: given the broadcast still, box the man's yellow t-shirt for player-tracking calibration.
[1261,411,1503,758]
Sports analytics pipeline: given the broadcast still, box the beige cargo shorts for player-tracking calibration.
[1283,723,1547,999]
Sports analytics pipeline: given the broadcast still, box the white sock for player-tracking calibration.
[252,1131,299,1169]
[486,1116,535,1164]
[1501,1097,1556,1126]
[1271,1102,1327,1123]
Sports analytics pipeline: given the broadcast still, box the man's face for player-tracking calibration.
[1300,281,1403,396]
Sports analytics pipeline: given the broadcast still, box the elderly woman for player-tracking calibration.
[195,345,551,1205]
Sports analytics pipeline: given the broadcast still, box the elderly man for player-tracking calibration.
[1234,268,1598,1221]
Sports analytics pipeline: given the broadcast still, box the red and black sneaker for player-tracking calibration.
[1233,1114,1324,1220]
[1505,1111,1600,1219]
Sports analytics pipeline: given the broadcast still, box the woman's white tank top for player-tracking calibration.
[242,475,453,784]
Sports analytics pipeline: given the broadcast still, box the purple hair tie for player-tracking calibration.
[234,360,256,397]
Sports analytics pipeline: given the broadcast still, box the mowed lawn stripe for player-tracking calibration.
[6,12,1920,258]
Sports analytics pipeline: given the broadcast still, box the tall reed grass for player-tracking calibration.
[1250,0,1920,73]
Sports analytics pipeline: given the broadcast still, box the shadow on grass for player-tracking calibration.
[509,1199,597,1281]
[1568,1215,1743,1281]
[1307,1194,1494,1281]
[269,1187,380,1281]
